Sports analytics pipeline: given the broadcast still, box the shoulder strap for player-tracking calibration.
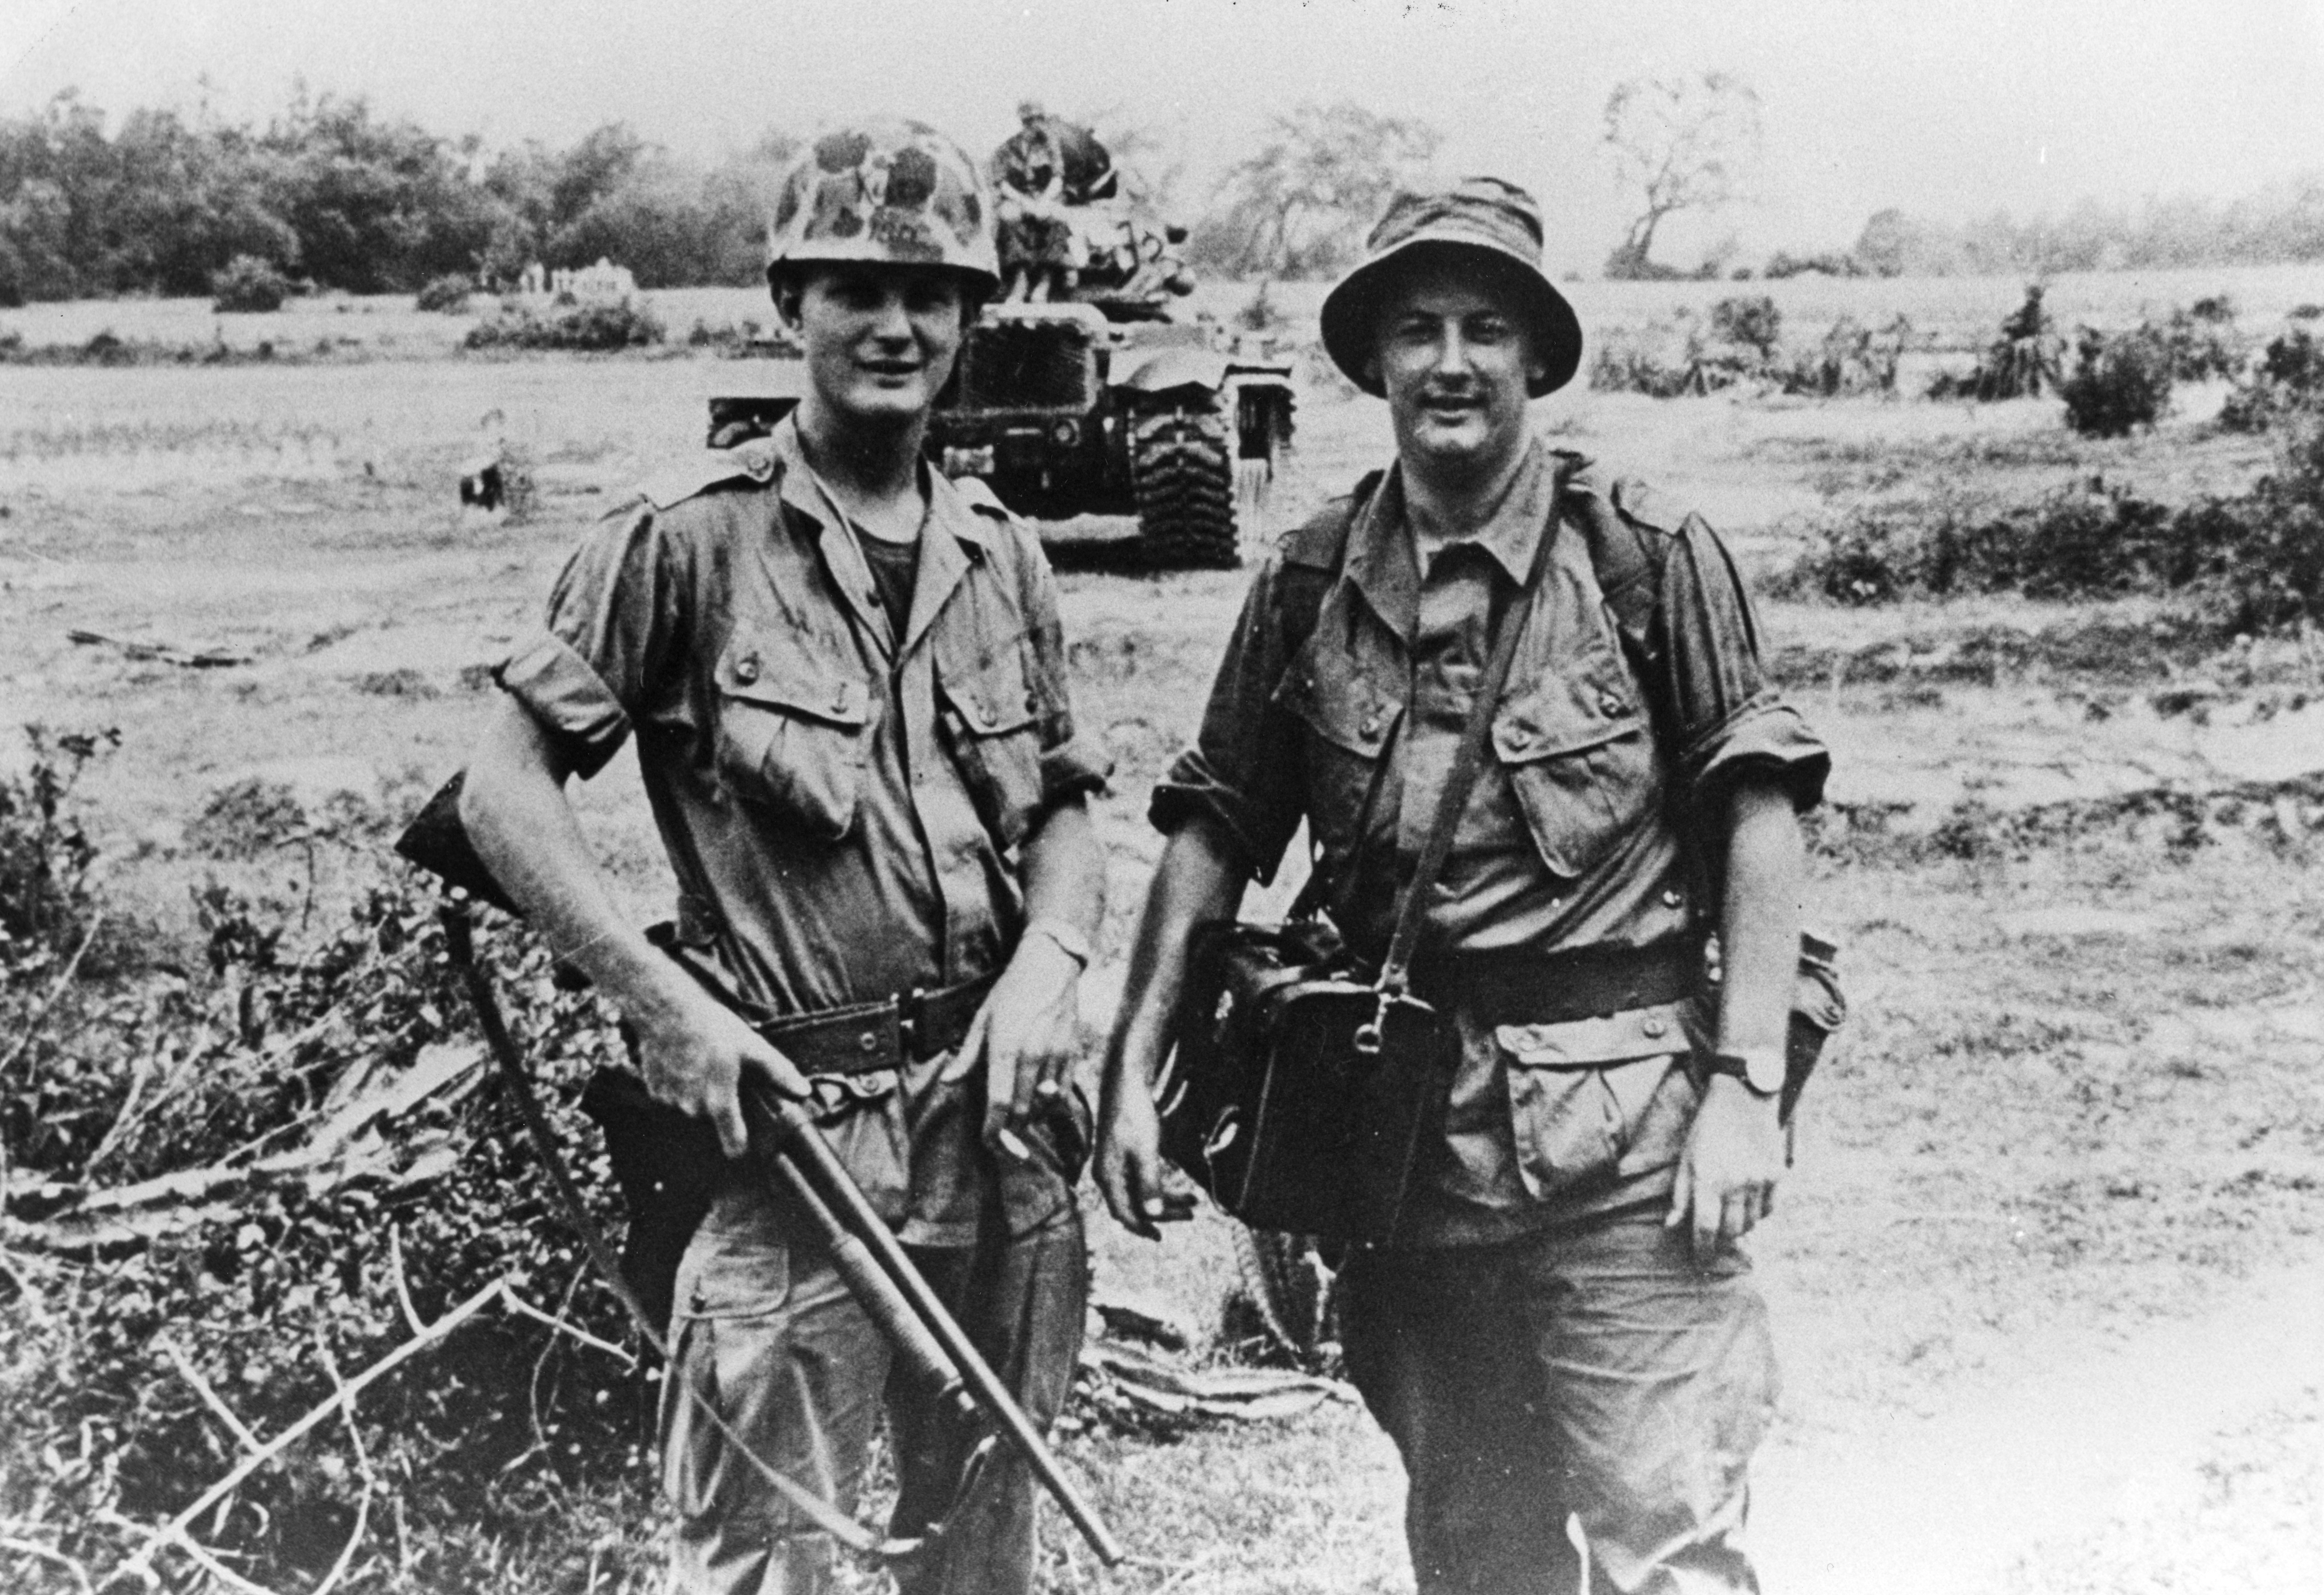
[1579,473,1664,648]
[1280,458,1641,931]
[1376,460,1573,996]
[1275,467,1381,658]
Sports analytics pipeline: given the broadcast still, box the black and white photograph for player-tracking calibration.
[2,2,2320,1591]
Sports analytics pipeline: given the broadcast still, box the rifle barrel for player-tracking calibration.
[743,1086,1126,1568]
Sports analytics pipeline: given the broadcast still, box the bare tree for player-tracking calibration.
[1192,101,1441,279]
[1601,72,1761,280]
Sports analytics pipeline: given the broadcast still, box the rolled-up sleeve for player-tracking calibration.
[1650,507,1829,815]
[1147,556,1309,882]
[1013,531,1112,811]
[495,505,686,780]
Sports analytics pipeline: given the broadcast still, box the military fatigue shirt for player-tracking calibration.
[1152,440,1829,1241]
[499,417,1108,1241]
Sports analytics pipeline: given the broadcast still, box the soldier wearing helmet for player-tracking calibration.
[461,117,1106,1595]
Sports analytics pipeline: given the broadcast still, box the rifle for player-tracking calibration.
[396,775,1124,1568]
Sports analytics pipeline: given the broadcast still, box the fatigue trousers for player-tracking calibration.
[1339,1213,1776,1595]
[658,1118,1087,1595]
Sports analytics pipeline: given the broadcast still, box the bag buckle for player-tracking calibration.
[1353,987,1395,1056]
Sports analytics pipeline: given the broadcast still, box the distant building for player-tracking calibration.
[550,258,637,300]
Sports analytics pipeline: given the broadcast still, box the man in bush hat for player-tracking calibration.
[459,117,1107,1595]
[1099,176,1830,1592]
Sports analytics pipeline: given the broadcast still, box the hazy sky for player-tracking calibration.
[5,0,2321,269]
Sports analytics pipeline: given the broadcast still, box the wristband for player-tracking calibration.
[1023,917,1092,971]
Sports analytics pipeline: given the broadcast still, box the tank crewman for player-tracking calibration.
[1098,176,1831,1593]
[991,100,1116,302]
[459,118,1108,1595]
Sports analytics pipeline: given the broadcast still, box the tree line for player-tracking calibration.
[0,88,795,305]
[6,84,2323,308]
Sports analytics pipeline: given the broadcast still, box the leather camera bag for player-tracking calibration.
[1161,473,1567,1245]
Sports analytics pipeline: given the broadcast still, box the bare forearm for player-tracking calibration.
[1018,796,1104,948]
[1103,815,1244,1098]
[1714,779,1805,1056]
[458,698,693,1029]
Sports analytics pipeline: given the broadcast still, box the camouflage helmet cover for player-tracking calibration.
[768,119,999,294]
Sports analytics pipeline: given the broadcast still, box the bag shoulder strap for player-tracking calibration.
[1376,460,1574,994]
[1278,455,1639,934]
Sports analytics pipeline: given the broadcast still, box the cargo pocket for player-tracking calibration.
[936,633,1045,848]
[662,1229,793,1521]
[810,1071,910,1229]
[712,627,873,840]
[1495,1004,1687,1201]
[1493,653,1659,880]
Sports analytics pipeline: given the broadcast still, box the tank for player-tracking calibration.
[707,202,1297,569]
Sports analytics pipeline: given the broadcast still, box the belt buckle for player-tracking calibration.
[896,985,928,1060]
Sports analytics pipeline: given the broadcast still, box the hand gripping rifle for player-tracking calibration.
[396,776,1124,1568]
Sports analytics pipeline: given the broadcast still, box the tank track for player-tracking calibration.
[1129,404,1240,569]
[1228,1223,1338,1364]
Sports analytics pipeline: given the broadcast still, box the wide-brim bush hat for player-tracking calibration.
[768,119,1000,297]
[1319,176,1583,398]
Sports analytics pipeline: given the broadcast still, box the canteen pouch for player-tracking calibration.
[1160,919,1456,1245]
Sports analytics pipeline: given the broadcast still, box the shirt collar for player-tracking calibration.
[768,414,988,658]
[1343,438,1552,637]
[768,413,989,551]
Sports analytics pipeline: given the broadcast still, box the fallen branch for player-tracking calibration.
[505,1276,636,1370]
[1078,1342,1357,1423]
[387,1224,426,1337]
[0,1534,96,1595]
[10,1044,485,1256]
[0,912,105,1084]
[66,630,251,669]
[159,1340,264,1457]
[308,1333,374,1595]
[104,1275,508,1591]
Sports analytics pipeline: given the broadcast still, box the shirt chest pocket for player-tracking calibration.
[712,629,873,841]
[1492,652,1660,880]
[1276,645,1400,873]
[935,633,1045,850]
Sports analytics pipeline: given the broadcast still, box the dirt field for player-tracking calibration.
[3,268,2322,1592]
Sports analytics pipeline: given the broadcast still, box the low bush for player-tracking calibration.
[465,296,664,352]
[1709,294,1781,361]
[0,331,290,367]
[1588,306,1769,397]
[415,273,474,314]
[1791,416,2324,630]
[0,744,652,1592]
[1775,314,1910,398]
[1761,249,1864,280]
[2156,296,2245,382]
[211,254,292,313]
[2060,325,2173,437]
[2217,328,2324,433]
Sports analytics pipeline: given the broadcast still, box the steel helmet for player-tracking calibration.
[767,119,999,296]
